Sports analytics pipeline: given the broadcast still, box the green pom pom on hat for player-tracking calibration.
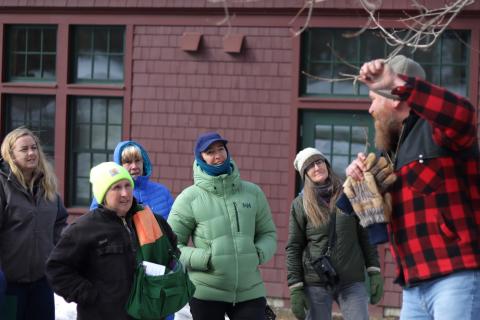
[90,162,134,204]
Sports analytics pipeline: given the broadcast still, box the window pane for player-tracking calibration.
[360,32,385,61]
[43,55,56,78]
[110,28,124,53]
[351,126,369,155]
[93,55,108,79]
[7,26,56,81]
[93,153,109,166]
[92,98,107,122]
[332,126,349,154]
[334,30,356,62]
[332,155,349,177]
[43,28,56,52]
[442,66,467,96]
[76,29,92,53]
[72,26,124,83]
[28,29,42,51]
[108,99,123,124]
[305,63,332,95]
[75,178,91,204]
[428,66,441,88]
[442,32,466,63]
[76,153,91,177]
[308,30,331,61]
[11,97,27,122]
[301,28,470,97]
[314,125,332,154]
[109,55,124,80]
[77,55,92,79]
[4,94,55,161]
[107,126,121,149]
[332,64,356,94]
[93,30,108,54]
[12,28,26,51]
[75,124,91,147]
[69,97,123,206]
[76,98,91,122]
[26,54,41,77]
[92,125,106,149]
[11,54,26,77]
[414,47,440,64]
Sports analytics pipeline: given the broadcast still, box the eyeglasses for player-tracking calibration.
[306,159,325,170]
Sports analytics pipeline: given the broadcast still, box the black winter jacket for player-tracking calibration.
[46,203,177,320]
[0,160,67,283]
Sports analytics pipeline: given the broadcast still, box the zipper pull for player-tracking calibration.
[120,217,132,235]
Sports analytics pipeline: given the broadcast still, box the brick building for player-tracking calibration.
[0,1,479,318]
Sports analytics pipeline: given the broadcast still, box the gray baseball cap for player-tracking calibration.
[373,55,426,100]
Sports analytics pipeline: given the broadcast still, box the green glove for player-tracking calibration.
[289,286,309,320]
[368,271,384,305]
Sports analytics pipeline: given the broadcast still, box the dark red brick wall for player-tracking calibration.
[130,24,293,299]
[2,0,479,10]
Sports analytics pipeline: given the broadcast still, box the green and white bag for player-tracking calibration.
[126,206,195,319]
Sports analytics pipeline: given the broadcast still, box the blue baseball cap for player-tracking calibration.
[194,132,228,157]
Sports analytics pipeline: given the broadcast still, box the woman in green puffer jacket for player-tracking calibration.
[286,147,382,320]
[167,132,277,320]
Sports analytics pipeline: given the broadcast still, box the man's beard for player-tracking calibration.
[373,110,402,152]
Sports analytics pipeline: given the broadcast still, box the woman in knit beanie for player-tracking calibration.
[286,147,382,320]
[167,132,277,320]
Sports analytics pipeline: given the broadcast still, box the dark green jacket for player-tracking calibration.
[286,195,379,287]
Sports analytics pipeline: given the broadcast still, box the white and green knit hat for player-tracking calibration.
[90,162,134,204]
[293,147,328,178]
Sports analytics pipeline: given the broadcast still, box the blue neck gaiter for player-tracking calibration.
[195,153,232,176]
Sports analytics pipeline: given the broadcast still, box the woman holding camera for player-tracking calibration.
[286,147,382,320]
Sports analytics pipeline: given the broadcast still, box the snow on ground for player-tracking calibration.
[54,294,205,320]
[54,294,76,320]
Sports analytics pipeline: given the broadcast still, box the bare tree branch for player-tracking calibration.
[359,0,474,53]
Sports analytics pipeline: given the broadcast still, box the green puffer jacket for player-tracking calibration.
[167,160,277,303]
[286,195,379,287]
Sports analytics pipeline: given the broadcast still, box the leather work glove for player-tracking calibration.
[368,271,384,305]
[364,153,397,193]
[343,173,391,228]
[289,285,309,320]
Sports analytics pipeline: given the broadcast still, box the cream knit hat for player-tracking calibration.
[293,147,328,177]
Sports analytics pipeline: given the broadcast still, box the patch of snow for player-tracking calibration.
[54,294,76,320]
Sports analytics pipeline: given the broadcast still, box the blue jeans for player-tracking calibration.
[400,270,480,320]
[305,282,369,320]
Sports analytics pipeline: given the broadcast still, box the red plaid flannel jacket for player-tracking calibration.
[388,76,480,286]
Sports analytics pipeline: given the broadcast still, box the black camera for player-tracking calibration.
[312,255,339,288]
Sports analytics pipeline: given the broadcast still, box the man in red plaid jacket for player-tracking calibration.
[346,55,480,320]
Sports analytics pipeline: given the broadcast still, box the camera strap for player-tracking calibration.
[324,212,336,257]
[306,211,337,261]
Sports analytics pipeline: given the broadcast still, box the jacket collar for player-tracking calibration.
[193,159,240,196]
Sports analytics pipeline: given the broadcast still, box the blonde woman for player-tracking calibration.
[0,127,67,320]
[286,147,382,320]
